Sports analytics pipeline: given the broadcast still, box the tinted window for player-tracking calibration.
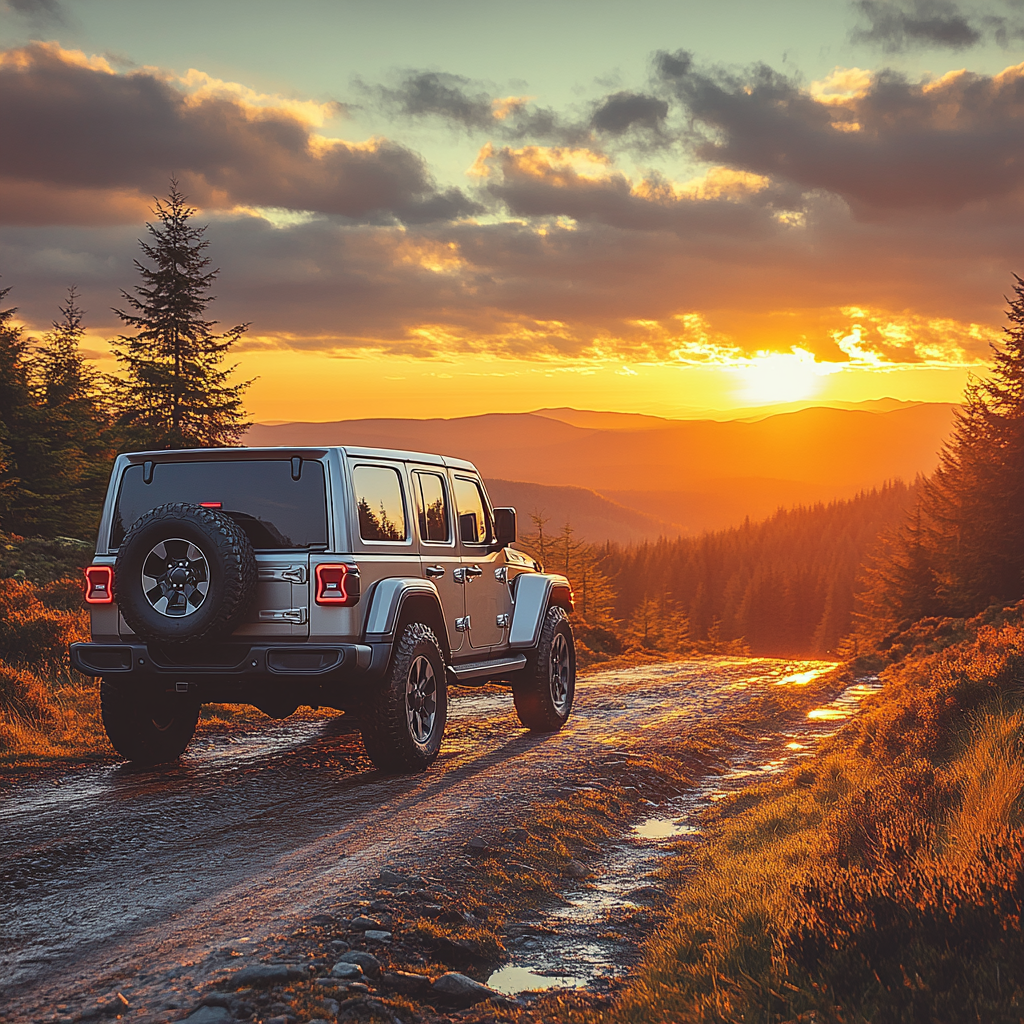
[453,476,490,544]
[353,465,407,542]
[414,472,450,543]
[111,460,328,550]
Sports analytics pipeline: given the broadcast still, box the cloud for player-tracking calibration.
[851,0,981,50]
[368,69,591,146]
[590,91,669,135]
[850,0,1024,51]
[653,51,1024,213]
[4,0,64,27]
[0,43,481,225]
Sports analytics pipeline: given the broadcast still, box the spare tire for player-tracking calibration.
[114,503,257,643]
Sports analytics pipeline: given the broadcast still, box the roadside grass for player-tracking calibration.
[552,609,1024,1024]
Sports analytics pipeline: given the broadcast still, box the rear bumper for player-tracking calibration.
[70,641,374,684]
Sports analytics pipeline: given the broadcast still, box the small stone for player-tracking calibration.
[330,961,363,980]
[382,970,432,996]
[228,962,307,987]
[466,836,494,856]
[378,868,406,885]
[184,1008,233,1024]
[350,915,383,931]
[347,982,371,993]
[368,900,392,913]
[329,939,350,951]
[431,971,502,1007]
[265,1017,290,1024]
[364,929,392,942]
[199,994,233,1008]
[336,950,382,976]
[565,859,590,879]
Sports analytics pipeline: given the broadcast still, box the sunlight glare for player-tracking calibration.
[734,349,827,405]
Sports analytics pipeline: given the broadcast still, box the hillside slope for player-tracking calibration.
[246,403,956,535]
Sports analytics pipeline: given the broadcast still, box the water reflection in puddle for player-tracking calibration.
[487,965,588,994]
[633,818,701,840]
[806,681,881,721]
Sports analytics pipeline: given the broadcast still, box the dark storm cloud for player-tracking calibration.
[851,0,981,50]
[0,44,481,225]
[653,49,1024,213]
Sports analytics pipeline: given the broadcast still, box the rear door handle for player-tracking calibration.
[465,566,483,579]
[425,565,445,578]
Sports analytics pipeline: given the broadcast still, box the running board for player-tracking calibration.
[449,654,527,683]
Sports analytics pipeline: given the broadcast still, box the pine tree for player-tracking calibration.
[26,287,117,538]
[112,182,251,449]
[864,276,1024,621]
[0,283,30,526]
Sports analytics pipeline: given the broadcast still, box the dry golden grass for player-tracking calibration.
[554,621,1024,1024]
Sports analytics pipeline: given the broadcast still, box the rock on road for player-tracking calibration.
[0,657,831,1018]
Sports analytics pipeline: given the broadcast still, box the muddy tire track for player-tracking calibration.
[0,657,836,1021]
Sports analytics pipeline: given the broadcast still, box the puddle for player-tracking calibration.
[632,818,701,840]
[496,673,882,995]
[487,965,588,994]
[806,680,882,722]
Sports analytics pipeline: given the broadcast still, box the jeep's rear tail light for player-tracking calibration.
[84,565,114,605]
[315,564,360,606]
[200,501,222,508]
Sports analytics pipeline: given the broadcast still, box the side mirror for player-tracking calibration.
[493,507,517,547]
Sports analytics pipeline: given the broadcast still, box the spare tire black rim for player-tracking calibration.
[141,539,210,617]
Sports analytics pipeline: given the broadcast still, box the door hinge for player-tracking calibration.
[258,565,308,584]
[496,613,510,628]
[455,615,471,632]
[494,567,508,583]
[258,607,308,624]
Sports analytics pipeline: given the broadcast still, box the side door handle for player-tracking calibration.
[425,565,445,579]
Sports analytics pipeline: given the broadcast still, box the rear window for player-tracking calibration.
[111,460,329,550]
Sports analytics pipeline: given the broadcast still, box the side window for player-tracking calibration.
[414,471,451,543]
[453,475,490,545]
[353,465,407,542]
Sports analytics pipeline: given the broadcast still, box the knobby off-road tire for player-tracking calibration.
[361,623,448,773]
[100,680,200,764]
[114,503,257,643]
[512,605,576,732]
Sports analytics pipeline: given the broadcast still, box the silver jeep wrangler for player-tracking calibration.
[70,446,576,771]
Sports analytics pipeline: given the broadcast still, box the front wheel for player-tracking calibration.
[100,680,200,764]
[512,606,576,732]
[361,623,448,772]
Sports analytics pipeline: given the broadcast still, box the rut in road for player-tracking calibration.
[0,657,832,1016]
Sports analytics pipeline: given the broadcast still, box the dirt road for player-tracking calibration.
[0,657,843,1022]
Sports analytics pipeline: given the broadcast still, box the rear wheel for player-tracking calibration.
[100,680,200,764]
[361,623,448,772]
[512,605,576,732]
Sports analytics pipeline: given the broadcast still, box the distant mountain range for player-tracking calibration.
[245,401,958,541]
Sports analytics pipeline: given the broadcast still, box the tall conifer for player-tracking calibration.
[112,182,251,449]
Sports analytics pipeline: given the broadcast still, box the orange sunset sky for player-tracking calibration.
[3,0,1023,421]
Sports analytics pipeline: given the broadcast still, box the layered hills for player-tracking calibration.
[245,401,957,540]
